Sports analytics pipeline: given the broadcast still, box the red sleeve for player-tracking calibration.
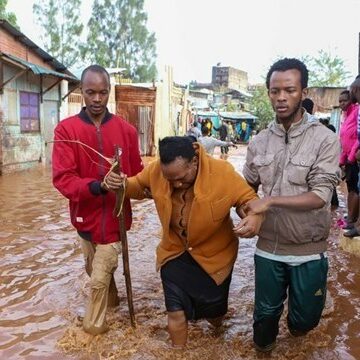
[52,123,98,202]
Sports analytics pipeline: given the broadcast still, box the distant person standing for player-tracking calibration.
[343,77,360,237]
[186,121,202,140]
[338,90,359,229]
[214,120,229,159]
[198,126,234,156]
[339,89,352,125]
[227,122,235,141]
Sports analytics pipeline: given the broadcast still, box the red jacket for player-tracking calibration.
[52,108,143,244]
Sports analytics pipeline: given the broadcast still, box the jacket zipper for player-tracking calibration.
[273,215,279,253]
[273,130,289,254]
[96,126,106,243]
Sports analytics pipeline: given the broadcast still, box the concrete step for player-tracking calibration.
[339,232,360,257]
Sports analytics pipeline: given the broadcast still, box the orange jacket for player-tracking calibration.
[126,145,258,284]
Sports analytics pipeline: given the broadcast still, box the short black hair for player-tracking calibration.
[266,58,308,89]
[201,125,209,136]
[81,65,110,84]
[340,90,350,97]
[159,136,196,164]
[302,98,314,114]
[319,118,330,126]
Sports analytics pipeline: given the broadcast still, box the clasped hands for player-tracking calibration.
[102,171,152,198]
[233,198,271,238]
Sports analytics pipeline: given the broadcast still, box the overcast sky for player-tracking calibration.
[7,0,360,85]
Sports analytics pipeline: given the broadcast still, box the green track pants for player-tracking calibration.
[253,254,328,348]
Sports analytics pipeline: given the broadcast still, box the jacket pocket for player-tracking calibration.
[211,196,232,221]
[253,154,275,189]
[288,155,315,185]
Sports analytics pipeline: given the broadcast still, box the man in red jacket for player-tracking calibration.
[52,65,143,335]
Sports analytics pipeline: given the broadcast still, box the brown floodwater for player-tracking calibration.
[0,145,359,360]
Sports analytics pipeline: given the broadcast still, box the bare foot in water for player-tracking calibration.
[207,316,223,328]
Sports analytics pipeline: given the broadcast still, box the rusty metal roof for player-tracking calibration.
[0,18,77,78]
[1,52,79,82]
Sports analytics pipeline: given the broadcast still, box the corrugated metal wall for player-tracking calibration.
[115,85,156,156]
[307,87,346,113]
[1,62,61,173]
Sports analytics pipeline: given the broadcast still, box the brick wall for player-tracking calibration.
[0,28,53,70]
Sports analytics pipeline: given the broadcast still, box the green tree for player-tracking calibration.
[84,0,157,82]
[249,85,274,130]
[33,0,84,68]
[0,0,18,28]
[302,50,351,87]
[226,102,238,112]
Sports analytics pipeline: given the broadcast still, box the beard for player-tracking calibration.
[275,99,303,124]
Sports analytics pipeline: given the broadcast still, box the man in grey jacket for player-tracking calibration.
[242,58,340,353]
[198,126,234,156]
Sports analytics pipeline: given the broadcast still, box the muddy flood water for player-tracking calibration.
[1,145,360,360]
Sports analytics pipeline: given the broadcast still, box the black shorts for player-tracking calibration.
[160,251,232,320]
[345,162,359,193]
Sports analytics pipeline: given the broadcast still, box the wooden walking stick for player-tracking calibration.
[114,145,136,328]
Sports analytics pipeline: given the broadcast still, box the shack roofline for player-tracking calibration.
[0,18,76,77]
[196,110,257,121]
[1,52,78,82]
[307,86,347,89]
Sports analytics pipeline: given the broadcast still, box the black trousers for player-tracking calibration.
[161,252,232,320]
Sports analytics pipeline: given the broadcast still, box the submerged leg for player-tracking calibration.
[167,310,188,347]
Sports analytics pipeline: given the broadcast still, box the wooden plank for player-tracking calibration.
[42,78,62,95]
[0,59,3,94]
[0,68,28,92]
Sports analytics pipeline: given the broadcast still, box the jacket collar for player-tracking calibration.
[192,143,212,198]
[78,107,113,125]
[269,110,318,138]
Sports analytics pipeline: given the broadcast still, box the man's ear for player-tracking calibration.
[192,142,200,155]
[302,88,308,100]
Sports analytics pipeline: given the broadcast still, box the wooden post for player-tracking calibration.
[0,60,3,95]
[115,146,136,328]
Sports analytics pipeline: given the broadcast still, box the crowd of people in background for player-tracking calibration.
[339,77,360,237]
[187,117,252,145]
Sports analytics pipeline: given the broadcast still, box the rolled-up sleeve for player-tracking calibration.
[308,135,341,203]
[242,141,260,189]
